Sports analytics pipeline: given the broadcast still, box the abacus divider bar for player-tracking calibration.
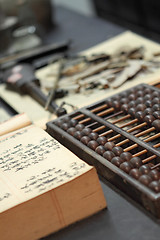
[142,155,157,164]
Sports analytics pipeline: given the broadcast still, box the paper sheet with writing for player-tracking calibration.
[0,126,92,213]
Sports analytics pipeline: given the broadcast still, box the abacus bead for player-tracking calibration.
[130,157,142,168]
[62,116,71,122]
[144,94,152,101]
[112,101,121,110]
[97,136,107,145]
[136,97,144,104]
[87,140,99,150]
[106,98,113,107]
[95,145,106,155]
[129,94,136,101]
[70,119,78,127]
[112,146,123,156]
[144,108,153,115]
[153,111,160,119]
[135,111,144,122]
[120,98,128,104]
[136,90,144,97]
[121,104,129,113]
[111,156,123,167]
[62,123,70,131]
[145,100,152,108]
[55,119,64,127]
[152,97,160,105]
[149,181,160,193]
[89,132,99,140]
[152,119,160,131]
[128,101,136,108]
[104,142,115,151]
[120,92,128,98]
[120,162,132,173]
[144,115,155,125]
[120,152,132,161]
[128,108,136,117]
[144,88,152,95]
[129,168,142,179]
[74,131,83,140]
[75,124,85,131]
[139,175,152,186]
[81,128,92,136]
[67,127,76,136]
[103,151,115,161]
[139,165,151,174]
[136,104,146,111]
[80,136,91,145]
[149,170,160,181]
[152,104,160,111]
[152,91,160,98]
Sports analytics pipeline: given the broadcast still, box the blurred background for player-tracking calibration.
[1,0,160,56]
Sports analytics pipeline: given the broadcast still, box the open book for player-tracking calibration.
[0,124,107,240]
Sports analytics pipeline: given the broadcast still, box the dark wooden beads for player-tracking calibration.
[120,162,132,173]
[104,142,115,151]
[120,152,132,161]
[152,119,160,131]
[103,151,115,161]
[67,127,76,136]
[129,168,142,179]
[80,136,91,145]
[139,175,152,186]
[111,156,124,167]
[89,132,99,140]
[149,181,160,193]
[95,145,106,155]
[139,165,151,175]
[81,128,92,136]
[148,170,160,181]
[97,136,107,145]
[112,146,123,156]
[87,140,99,150]
[75,123,85,131]
[130,157,142,168]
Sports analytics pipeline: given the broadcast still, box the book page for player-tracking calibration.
[0,126,92,213]
[0,113,31,136]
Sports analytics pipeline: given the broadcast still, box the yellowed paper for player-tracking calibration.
[0,126,92,213]
[0,113,31,136]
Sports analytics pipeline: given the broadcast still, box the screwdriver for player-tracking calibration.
[3,63,67,117]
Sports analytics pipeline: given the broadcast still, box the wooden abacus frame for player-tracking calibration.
[47,83,160,218]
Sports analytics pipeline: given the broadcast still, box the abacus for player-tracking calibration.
[47,83,160,217]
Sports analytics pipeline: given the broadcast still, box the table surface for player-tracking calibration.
[42,6,160,240]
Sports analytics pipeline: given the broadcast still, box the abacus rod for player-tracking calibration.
[124,134,160,152]
[79,107,114,124]
[151,162,160,170]
[73,104,107,120]
[142,155,157,164]
[116,127,155,146]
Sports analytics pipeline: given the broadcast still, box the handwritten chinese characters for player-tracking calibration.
[20,161,86,193]
[0,137,60,172]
